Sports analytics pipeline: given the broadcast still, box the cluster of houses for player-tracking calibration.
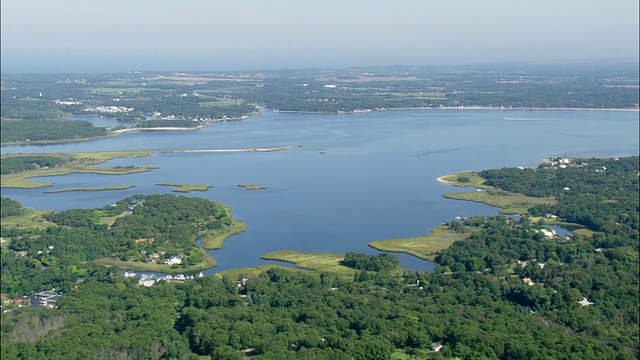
[86,105,133,113]
[123,272,204,287]
[139,250,183,265]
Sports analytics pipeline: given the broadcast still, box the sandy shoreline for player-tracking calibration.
[180,146,294,153]
[273,106,639,114]
[436,175,453,185]
[112,126,205,133]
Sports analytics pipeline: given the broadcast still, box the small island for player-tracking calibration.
[43,185,135,193]
[156,182,214,193]
[238,184,267,190]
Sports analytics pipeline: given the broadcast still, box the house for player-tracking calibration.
[431,343,443,352]
[578,297,594,307]
[138,279,156,287]
[165,256,182,265]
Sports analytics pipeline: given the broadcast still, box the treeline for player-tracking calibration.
[0,155,68,174]
[340,251,399,271]
[2,252,636,359]
[0,105,67,121]
[0,197,25,218]
[1,120,107,143]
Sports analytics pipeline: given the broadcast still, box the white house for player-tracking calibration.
[165,256,182,265]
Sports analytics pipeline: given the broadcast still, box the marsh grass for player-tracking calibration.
[156,182,214,192]
[200,221,247,250]
[0,209,55,230]
[43,185,135,193]
[369,225,477,261]
[439,172,556,214]
[238,184,267,190]
[261,250,357,275]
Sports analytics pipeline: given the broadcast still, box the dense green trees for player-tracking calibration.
[0,120,107,143]
[1,197,25,218]
[1,156,637,359]
[0,155,68,174]
[340,252,400,271]
[1,194,234,297]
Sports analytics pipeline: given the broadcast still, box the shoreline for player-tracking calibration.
[112,125,206,133]
[271,106,639,115]
[3,107,635,147]
[180,146,294,153]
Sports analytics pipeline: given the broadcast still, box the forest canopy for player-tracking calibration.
[0,156,638,359]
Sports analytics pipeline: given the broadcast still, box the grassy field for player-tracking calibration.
[238,184,267,190]
[438,172,556,214]
[200,221,247,250]
[369,225,476,261]
[0,209,55,230]
[261,250,357,275]
[156,182,214,192]
[43,185,135,193]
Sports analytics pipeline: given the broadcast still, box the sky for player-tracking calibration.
[1,0,639,73]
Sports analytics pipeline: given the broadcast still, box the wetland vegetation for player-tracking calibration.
[156,182,214,193]
[237,184,267,190]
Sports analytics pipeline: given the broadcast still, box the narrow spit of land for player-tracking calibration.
[1,147,293,189]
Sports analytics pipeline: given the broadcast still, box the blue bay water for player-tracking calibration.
[2,109,638,273]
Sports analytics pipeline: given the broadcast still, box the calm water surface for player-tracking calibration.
[2,109,638,273]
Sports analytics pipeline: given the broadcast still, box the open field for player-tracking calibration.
[369,225,476,261]
[200,221,247,250]
[156,182,214,193]
[261,250,357,275]
[91,87,162,93]
[43,185,135,193]
[0,209,55,230]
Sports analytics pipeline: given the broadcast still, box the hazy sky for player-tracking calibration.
[2,0,638,73]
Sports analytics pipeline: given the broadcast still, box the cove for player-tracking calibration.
[2,109,638,273]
